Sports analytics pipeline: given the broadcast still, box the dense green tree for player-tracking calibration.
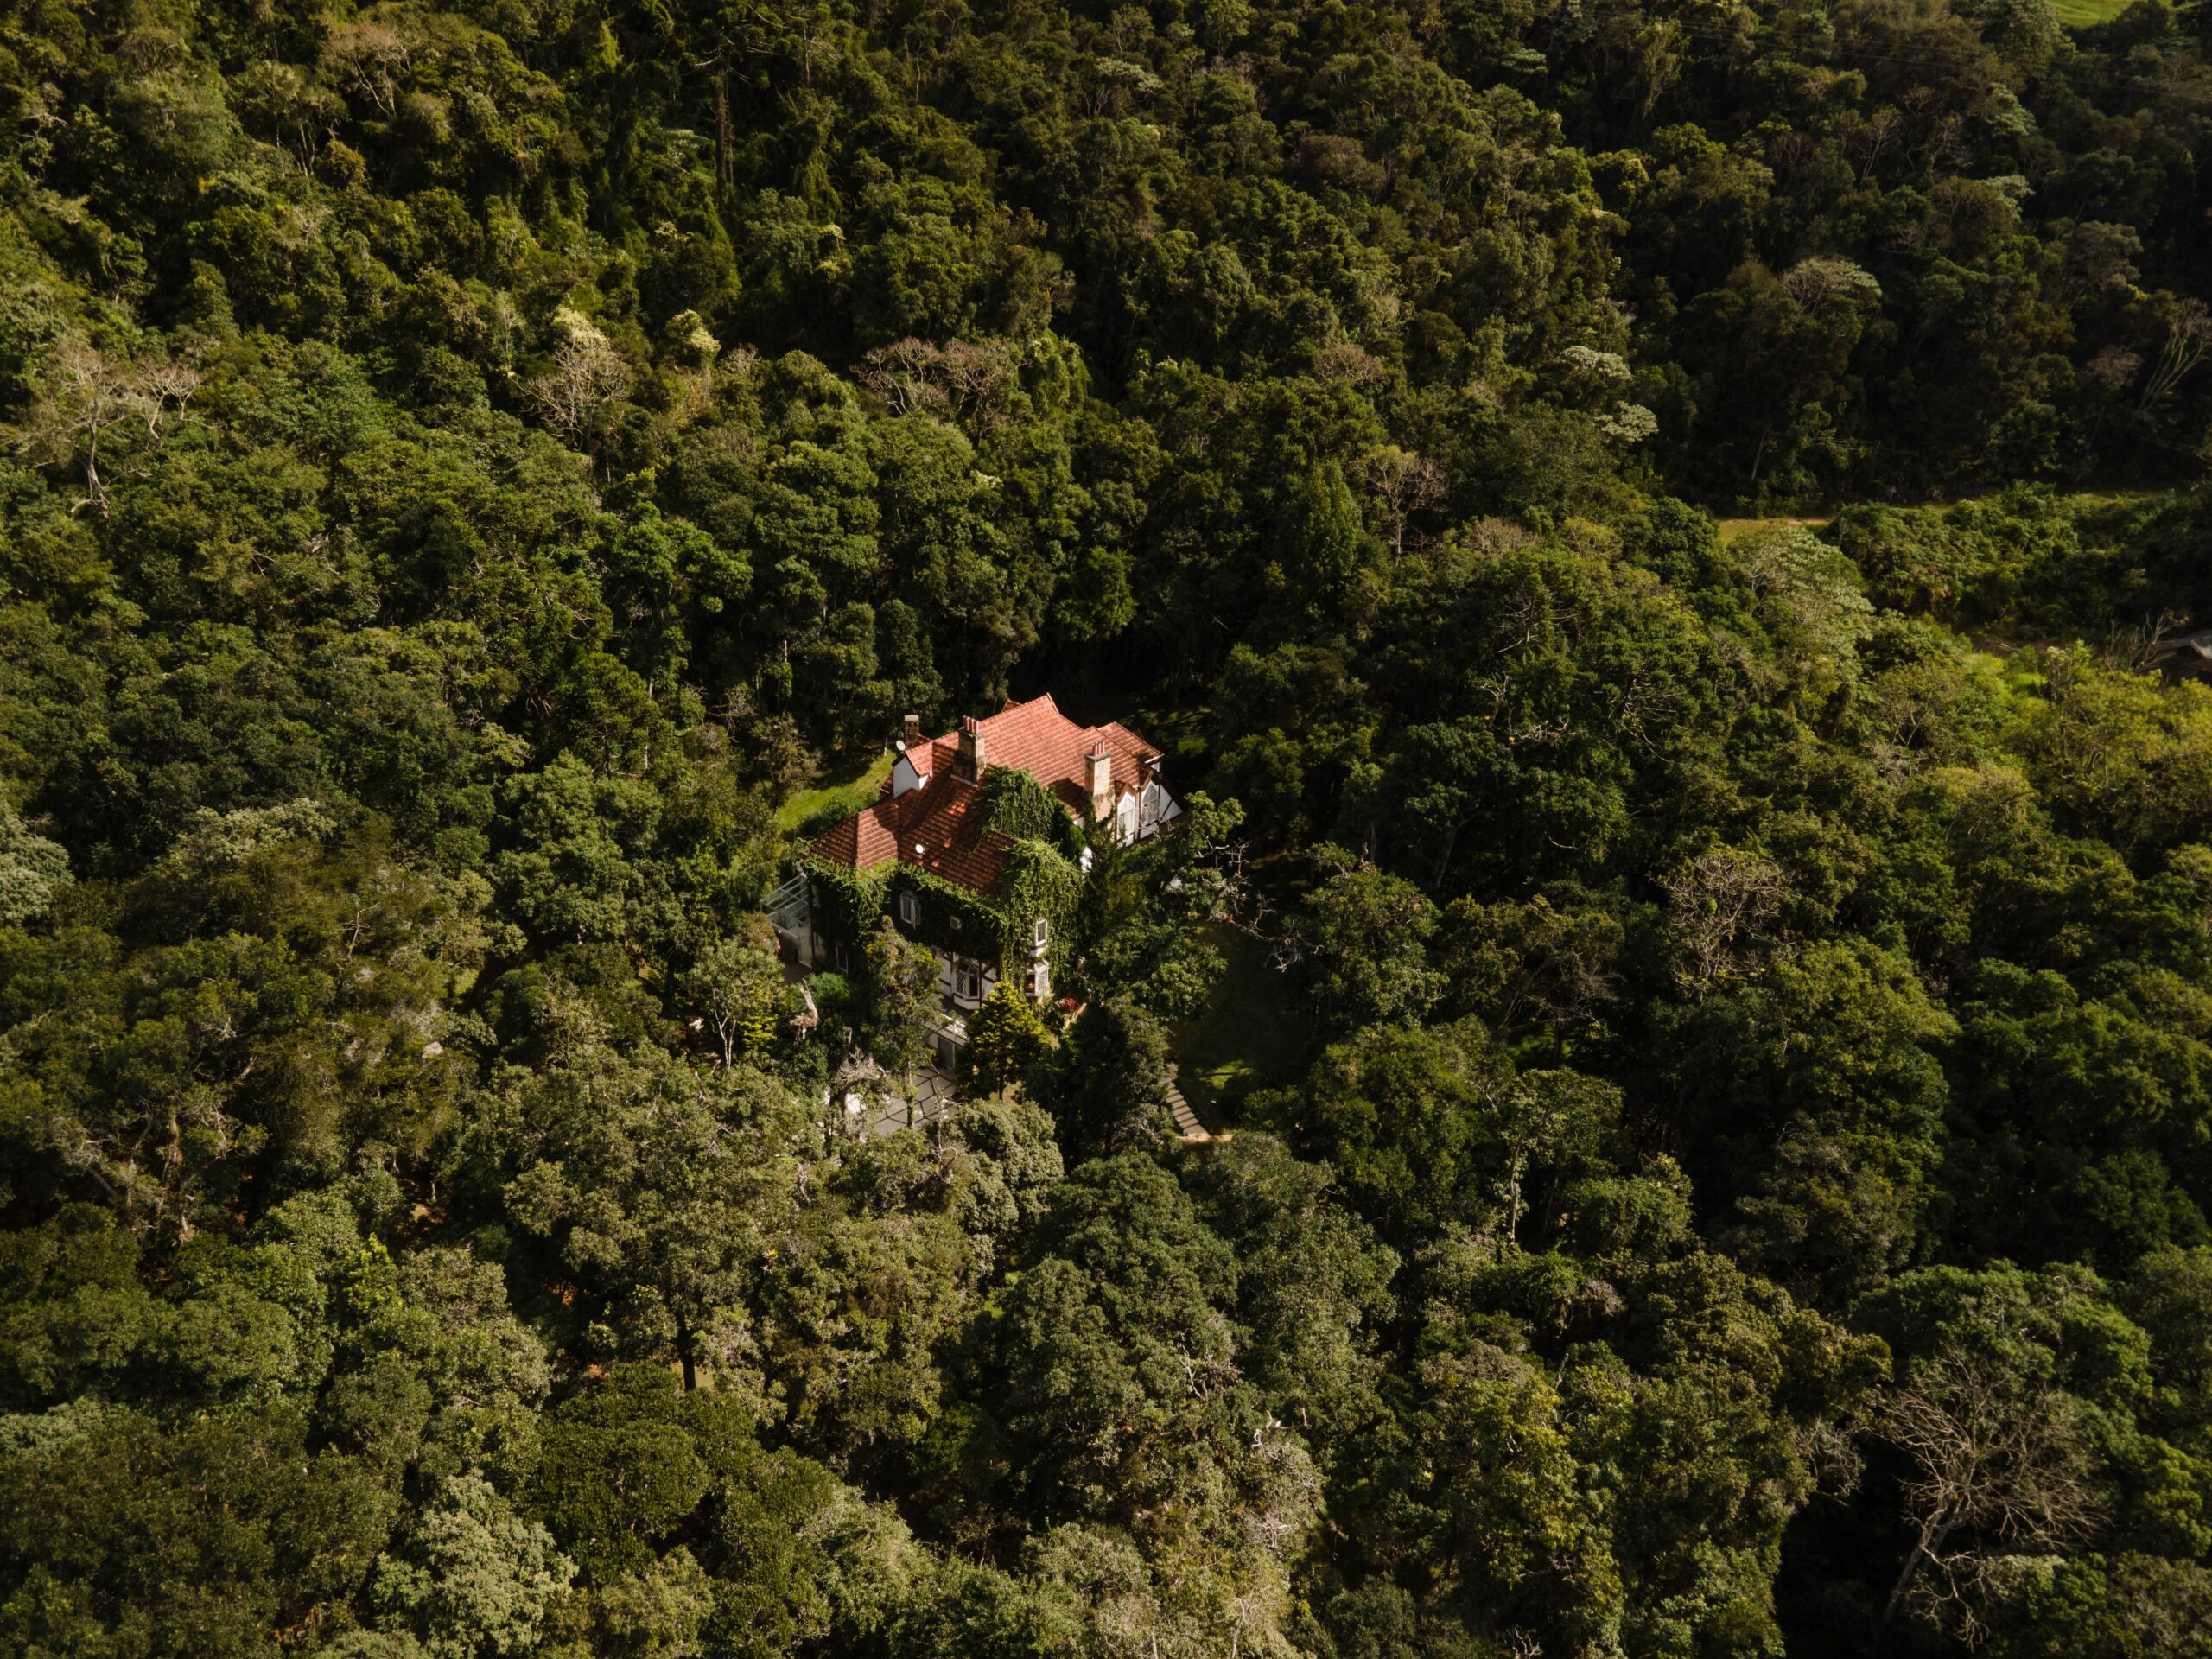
[10,0,2212,1649]
[1033,998,1178,1164]
[529,1368,711,1585]
[1289,857,1445,1033]
[961,977,1046,1098]
[680,934,789,1069]
[465,1046,805,1389]
[374,1473,573,1659]
[861,918,941,1083]
[1669,938,1958,1304]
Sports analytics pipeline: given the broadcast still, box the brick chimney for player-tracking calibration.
[957,715,985,782]
[901,712,921,750]
[1086,745,1113,823]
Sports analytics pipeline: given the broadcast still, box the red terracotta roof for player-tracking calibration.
[897,772,1013,891]
[813,795,902,868]
[812,772,1014,891]
[811,694,1173,899]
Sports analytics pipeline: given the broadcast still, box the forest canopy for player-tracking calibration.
[9,0,2212,1653]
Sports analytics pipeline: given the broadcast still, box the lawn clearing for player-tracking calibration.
[777,751,893,838]
[1714,513,1830,543]
[1170,922,1311,1119]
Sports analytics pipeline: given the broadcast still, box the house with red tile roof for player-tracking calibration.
[769,695,1180,1066]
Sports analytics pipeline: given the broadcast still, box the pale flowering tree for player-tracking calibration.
[1782,254,1882,310]
[1557,344,1657,446]
[853,335,1022,423]
[321,16,414,119]
[2138,296,2212,418]
[524,308,632,454]
[1357,444,1446,569]
[21,339,200,515]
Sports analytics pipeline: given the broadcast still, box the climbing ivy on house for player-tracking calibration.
[799,754,1089,979]
[982,767,1086,861]
[1001,840,1084,961]
[802,856,891,944]
[886,865,1018,965]
[804,831,1082,977]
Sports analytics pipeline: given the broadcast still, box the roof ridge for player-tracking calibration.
[981,689,1061,727]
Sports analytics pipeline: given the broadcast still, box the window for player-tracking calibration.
[1033,917,1049,953]
[897,891,918,925]
[957,960,981,1000]
[833,942,850,973]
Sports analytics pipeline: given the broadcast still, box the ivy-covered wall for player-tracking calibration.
[1001,840,1084,950]
[885,864,1017,966]
[799,766,1090,982]
[802,836,1084,981]
[803,857,890,949]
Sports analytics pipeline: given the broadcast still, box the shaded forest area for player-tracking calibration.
[11,0,2212,1654]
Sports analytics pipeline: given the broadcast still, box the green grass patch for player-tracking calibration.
[777,751,893,838]
[2051,0,2130,26]
[1714,513,1830,543]
[1170,922,1311,1119]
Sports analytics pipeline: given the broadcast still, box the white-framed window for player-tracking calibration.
[897,890,918,925]
[1033,917,1049,952]
[957,959,981,1000]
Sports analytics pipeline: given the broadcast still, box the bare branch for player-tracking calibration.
[1881,1346,2102,1644]
[1659,846,1791,996]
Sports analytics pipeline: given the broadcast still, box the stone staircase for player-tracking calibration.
[1165,1063,1211,1141]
